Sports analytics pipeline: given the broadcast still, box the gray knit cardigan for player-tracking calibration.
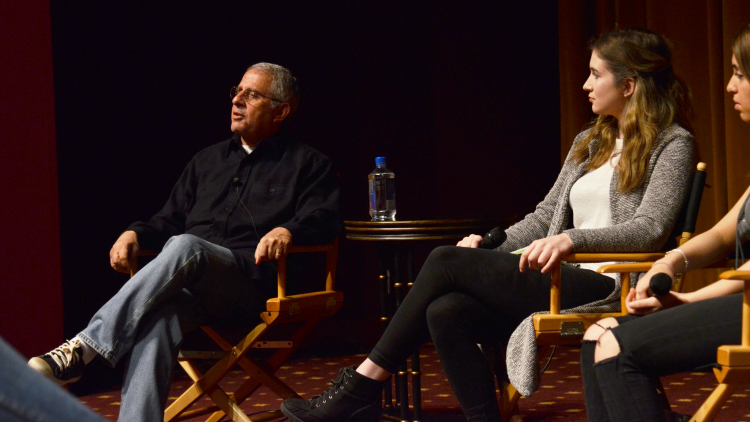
[497,124,695,396]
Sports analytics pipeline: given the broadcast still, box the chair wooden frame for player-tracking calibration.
[130,240,342,422]
[577,262,749,422]
[497,163,707,421]
[689,269,750,421]
[534,162,707,346]
[498,258,662,421]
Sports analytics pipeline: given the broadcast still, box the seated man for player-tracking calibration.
[28,62,341,422]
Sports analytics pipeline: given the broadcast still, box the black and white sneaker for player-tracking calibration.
[281,366,383,422]
[28,338,85,385]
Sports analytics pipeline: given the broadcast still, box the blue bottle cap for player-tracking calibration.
[375,156,386,165]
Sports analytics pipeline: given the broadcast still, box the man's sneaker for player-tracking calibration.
[28,338,85,385]
[281,366,383,422]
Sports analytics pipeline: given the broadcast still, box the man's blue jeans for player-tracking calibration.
[0,336,106,422]
[78,234,266,422]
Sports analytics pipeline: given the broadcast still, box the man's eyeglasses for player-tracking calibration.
[230,86,284,104]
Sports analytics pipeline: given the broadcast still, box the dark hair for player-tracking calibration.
[571,27,693,192]
[733,23,750,77]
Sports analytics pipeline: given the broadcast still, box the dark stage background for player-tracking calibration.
[5,0,750,408]
[3,1,562,393]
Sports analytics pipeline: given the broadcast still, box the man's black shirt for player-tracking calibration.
[128,133,341,283]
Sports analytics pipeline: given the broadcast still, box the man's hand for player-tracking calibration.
[519,233,573,274]
[110,230,139,274]
[255,227,293,264]
[456,234,483,248]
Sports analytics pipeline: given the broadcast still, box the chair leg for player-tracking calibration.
[499,381,522,421]
[179,359,204,382]
[205,317,322,422]
[206,388,253,422]
[689,383,737,422]
[165,323,271,421]
[654,377,673,414]
[169,359,256,422]
[234,352,300,398]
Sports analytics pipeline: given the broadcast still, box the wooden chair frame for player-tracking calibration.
[534,162,707,345]
[498,163,707,421]
[132,240,342,422]
[498,257,663,421]
[578,262,750,422]
[689,269,750,421]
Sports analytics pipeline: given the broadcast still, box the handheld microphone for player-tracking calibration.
[481,227,507,249]
[649,273,673,297]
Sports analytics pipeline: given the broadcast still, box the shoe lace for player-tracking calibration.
[48,339,81,370]
[311,366,354,407]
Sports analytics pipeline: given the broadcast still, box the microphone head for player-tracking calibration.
[481,227,507,249]
[649,273,673,297]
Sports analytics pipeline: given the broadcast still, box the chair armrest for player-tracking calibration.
[719,270,750,353]
[719,270,750,281]
[597,259,738,275]
[128,250,159,277]
[136,250,159,257]
[276,238,339,298]
[592,259,738,314]
[596,262,656,274]
[564,253,665,263]
[130,240,340,300]
[285,244,337,254]
[547,253,664,315]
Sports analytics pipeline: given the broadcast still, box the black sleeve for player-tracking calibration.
[126,158,197,251]
[279,156,342,245]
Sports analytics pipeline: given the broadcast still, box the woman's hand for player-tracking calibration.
[456,234,483,248]
[519,233,573,273]
[632,262,676,301]
[626,262,682,314]
[626,289,687,314]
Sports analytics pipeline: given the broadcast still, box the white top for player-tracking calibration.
[242,144,255,154]
[568,138,623,276]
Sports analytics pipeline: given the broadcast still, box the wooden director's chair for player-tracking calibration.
[575,263,750,421]
[686,269,750,421]
[132,240,342,422]
[496,163,707,421]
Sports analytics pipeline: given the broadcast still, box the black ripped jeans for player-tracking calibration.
[580,293,743,422]
[366,246,616,420]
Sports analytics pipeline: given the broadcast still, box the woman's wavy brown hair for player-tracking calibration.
[571,27,693,192]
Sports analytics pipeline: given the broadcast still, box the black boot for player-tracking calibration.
[281,366,383,422]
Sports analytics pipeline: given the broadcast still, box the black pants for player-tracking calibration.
[367,246,616,416]
[580,293,743,422]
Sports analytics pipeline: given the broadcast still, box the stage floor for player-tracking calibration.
[79,345,749,421]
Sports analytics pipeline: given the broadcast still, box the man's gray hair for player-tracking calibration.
[248,62,299,114]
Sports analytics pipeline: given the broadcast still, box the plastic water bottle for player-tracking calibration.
[368,156,396,221]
